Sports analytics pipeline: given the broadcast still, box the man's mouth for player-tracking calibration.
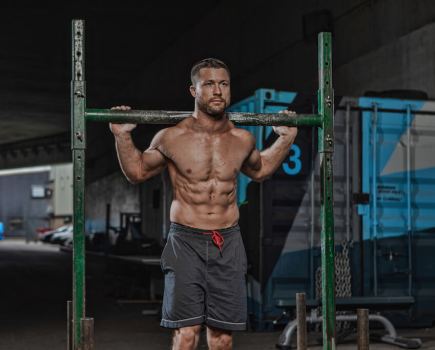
[210,99,224,103]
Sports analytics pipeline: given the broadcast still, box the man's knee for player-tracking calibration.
[207,327,233,350]
[173,325,201,349]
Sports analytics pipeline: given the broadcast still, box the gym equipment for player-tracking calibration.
[70,19,335,350]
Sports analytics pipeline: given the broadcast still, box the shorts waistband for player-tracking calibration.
[170,222,240,236]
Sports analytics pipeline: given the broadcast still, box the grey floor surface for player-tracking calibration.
[0,239,434,350]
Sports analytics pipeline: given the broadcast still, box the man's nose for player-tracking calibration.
[212,83,222,95]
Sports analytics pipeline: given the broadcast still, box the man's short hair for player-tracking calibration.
[190,58,230,84]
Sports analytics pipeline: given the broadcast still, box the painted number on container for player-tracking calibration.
[282,144,301,175]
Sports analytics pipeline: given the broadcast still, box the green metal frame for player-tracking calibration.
[318,32,336,349]
[71,19,335,350]
[71,20,86,350]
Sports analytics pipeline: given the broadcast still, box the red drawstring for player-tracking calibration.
[202,230,224,255]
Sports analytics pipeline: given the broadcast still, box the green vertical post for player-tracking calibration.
[71,19,86,350]
[318,32,336,349]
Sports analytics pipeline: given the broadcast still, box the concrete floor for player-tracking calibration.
[0,239,434,350]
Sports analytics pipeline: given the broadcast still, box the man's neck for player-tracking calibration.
[192,109,228,133]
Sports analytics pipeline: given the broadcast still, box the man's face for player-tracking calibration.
[190,68,231,117]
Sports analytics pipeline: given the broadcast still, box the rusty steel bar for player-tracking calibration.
[357,309,370,350]
[85,109,323,127]
[81,318,95,350]
[296,293,307,350]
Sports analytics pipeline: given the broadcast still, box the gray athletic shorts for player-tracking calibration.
[160,222,248,331]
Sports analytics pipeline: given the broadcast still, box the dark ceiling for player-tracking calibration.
[5,0,429,173]
[0,1,222,146]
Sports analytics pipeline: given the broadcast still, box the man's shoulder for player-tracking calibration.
[168,116,195,134]
[230,127,255,145]
[155,121,190,140]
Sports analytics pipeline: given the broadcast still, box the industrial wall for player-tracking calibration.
[336,22,435,97]
[85,172,140,232]
[84,168,171,245]
[0,171,50,239]
[140,171,172,244]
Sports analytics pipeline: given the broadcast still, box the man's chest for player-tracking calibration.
[164,133,249,180]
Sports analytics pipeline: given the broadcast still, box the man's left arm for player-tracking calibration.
[241,111,298,182]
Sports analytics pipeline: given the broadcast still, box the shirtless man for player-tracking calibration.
[110,58,297,350]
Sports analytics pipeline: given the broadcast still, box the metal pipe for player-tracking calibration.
[318,32,336,350]
[372,103,378,297]
[345,102,351,242]
[406,105,413,296]
[357,309,370,350]
[85,109,323,126]
[296,293,307,350]
[72,19,87,350]
[81,318,95,350]
[67,301,73,350]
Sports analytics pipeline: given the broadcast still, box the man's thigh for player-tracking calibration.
[205,231,247,331]
[160,230,207,329]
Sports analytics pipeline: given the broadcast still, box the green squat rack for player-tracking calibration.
[70,19,336,350]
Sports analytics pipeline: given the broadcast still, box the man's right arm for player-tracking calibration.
[109,106,167,184]
[112,130,168,184]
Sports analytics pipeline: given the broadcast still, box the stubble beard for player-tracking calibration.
[198,99,227,119]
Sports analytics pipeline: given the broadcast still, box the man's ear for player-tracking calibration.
[189,85,196,98]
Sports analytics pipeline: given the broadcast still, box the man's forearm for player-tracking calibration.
[259,135,295,179]
[114,132,142,183]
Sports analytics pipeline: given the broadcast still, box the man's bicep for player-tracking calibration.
[139,130,169,178]
[136,148,167,181]
[142,148,167,170]
[241,148,262,176]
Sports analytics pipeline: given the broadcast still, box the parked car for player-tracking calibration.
[39,225,72,244]
[50,225,74,245]
[36,227,51,240]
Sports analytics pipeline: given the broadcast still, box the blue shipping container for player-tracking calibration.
[230,89,435,329]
